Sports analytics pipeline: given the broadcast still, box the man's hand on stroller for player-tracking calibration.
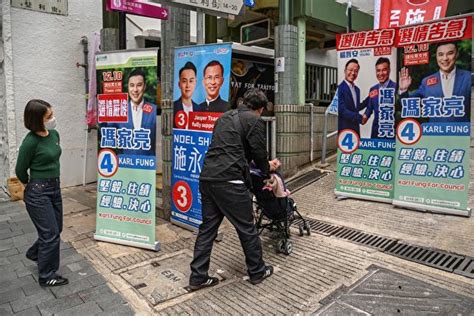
[269,158,281,172]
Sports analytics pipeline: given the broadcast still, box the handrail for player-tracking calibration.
[261,116,276,159]
[321,105,338,166]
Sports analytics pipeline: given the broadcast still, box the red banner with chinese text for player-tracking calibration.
[374,0,448,29]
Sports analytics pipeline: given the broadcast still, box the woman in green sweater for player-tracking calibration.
[15,99,68,287]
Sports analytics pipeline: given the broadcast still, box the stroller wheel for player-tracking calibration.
[277,240,284,253]
[298,224,304,236]
[283,240,293,255]
[306,225,311,236]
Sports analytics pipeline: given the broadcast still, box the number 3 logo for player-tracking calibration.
[174,110,188,129]
[172,181,192,212]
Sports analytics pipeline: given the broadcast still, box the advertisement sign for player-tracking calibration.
[171,43,232,230]
[374,0,448,29]
[94,49,160,250]
[230,58,274,112]
[393,16,472,216]
[335,29,398,202]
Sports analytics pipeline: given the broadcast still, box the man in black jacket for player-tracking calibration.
[189,89,275,291]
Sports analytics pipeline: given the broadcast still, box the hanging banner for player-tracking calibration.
[374,0,449,29]
[171,43,232,230]
[335,29,398,202]
[393,16,472,216]
[94,49,160,250]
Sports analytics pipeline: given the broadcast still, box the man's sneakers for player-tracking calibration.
[188,277,219,291]
[249,265,273,285]
[39,275,69,287]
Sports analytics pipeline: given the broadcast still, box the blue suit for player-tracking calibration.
[113,101,157,156]
[338,80,362,135]
[361,79,397,139]
[173,98,201,128]
[402,69,471,122]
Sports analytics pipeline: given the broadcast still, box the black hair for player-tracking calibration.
[375,57,390,67]
[179,61,197,77]
[243,88,268,110]
[127,68,146,84]
[24,99,51,132]
[203,60,224,76]
[436,41,458,53]
[345,59,359,70]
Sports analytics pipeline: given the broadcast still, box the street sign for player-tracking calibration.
[162,0,244,17]
[107,0,169,20]
[11,0,68,16]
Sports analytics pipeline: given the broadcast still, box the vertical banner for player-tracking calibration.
[335,29,397,202]
[94,49,160,250]
[374,0,449,29]
[171,43,232,230]
[393,16,472,216]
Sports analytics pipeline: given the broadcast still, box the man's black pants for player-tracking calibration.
[189,181,266,285]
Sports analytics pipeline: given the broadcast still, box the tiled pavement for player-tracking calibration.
[1,149,474,315]
[0,200,133,316]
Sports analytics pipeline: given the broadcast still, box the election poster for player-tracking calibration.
[171,43,232,230]
[335,29,398,202]
[94,49,160,250]
[374,0,448,29]
[393,16,472,216]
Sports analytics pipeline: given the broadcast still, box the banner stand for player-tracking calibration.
[392,201,471,218]
[170,219,198,233]
[94,235,160,251]
[334,190,392,204]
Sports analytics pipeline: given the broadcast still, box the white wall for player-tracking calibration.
[8,1,102,187]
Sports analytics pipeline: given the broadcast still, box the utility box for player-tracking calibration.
[240,19,274,46]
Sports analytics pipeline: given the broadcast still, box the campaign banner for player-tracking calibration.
[94,49,160,250]
[393,16,472,216]
[374,0,448,29]
[335,29,397,202]
[171,43,232,230]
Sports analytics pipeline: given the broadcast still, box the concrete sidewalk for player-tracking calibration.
[1,152,474,314]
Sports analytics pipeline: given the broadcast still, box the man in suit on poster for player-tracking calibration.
[199,60,230,113]
[399,42,471,122]
[338,58,363,136]
[173,62,201,129]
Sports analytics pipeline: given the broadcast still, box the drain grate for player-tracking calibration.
[287,170,326,192]
[291,216,471,279]
[292,217,341,236]
[453,256,474,278]
[332,227,397,252]
[386,243,465,273]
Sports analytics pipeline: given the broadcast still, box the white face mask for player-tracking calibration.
[44,116,57,130]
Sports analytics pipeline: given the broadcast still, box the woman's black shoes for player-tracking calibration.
[39,276,69,287]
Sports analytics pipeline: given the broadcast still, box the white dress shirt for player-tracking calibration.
[440,67,456,98]
[344,79,357,107]
[131,100,144,130]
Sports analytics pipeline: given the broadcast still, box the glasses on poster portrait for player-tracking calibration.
[205,75,223,83]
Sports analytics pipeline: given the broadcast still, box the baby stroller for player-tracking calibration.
[250,169,311,255]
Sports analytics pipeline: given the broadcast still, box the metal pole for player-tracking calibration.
[321,105,330,165]
[347,1,352,33]
[196,10,204,44]
[309,103,314,162]
[271,118,277,159]
[119,12,126,49]
[80,37,89,186]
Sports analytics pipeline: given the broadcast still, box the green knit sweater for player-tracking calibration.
[15,129,62,184]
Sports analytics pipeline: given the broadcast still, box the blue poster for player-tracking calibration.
[171,43,232,230]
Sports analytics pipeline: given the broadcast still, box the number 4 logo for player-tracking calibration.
[338,129,360,154]
[397,119,422,145]
[98,149,119,177]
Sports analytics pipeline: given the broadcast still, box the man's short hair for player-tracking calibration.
[127,68,146,84]
[24,99,51,132]
[436,41,458,53]
[179,62,197,77]
[243,88,268,110]
[345,58,359,70]
[203,60,224,76]
[375,57,390,67]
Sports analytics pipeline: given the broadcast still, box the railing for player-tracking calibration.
[305,63,337,105]
[261,116,276,159]
[321,105,338,165]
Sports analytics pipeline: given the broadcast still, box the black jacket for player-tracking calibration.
[199,107,270,183]
[199,96,230,113]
